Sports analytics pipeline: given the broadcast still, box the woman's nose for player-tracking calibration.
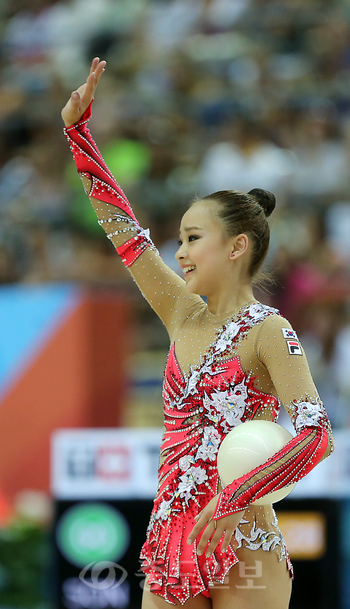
[175,244,187,260]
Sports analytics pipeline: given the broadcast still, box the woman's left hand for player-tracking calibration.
[61,57,106,127]
[187,494,245,558]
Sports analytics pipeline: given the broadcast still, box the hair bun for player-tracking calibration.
[248,188,276,218]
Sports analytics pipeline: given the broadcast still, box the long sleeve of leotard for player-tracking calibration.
[63,101,202,338]
[213,314,334,520]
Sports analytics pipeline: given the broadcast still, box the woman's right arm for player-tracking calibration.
[62,58,202,338]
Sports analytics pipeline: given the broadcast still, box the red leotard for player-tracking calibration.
[64,109,334,606]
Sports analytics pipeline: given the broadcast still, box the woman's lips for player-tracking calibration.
[183,265,196,276]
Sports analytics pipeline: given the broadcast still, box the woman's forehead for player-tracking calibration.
[180,200,218,229]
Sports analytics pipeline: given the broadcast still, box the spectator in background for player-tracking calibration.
[288,114,349,205]
[197,117,294,200]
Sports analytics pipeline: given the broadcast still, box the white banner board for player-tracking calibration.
[51,428,163,499]
[51,428,348,500]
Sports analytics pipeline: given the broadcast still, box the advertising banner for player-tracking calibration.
[52,428,348,608]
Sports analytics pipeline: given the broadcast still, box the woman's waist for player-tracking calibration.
[152,487,277,533]
[155,456,276,520]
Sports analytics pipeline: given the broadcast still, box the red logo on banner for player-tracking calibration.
[95,446,131,480]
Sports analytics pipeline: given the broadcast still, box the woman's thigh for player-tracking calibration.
[141,576,212,609]
[209,547,292,609]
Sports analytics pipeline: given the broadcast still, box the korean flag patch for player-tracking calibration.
[282,328,298,340]
[287,340,302,355]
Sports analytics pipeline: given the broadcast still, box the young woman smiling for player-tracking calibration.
[62,58,334,609]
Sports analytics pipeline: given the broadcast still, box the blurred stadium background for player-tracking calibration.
[0,0,350,607]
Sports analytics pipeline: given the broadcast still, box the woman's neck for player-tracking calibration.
[206,283,256,316]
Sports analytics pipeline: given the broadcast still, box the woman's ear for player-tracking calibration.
[230,234,249,259]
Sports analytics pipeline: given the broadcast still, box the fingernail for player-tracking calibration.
[205,551,211,558]
[197,549,202,556]
[187,538,192,545]
[194,515,199,521]
[72,92,79,98]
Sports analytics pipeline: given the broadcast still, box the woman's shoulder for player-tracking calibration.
[257,309,293,331]
[242,301,284,329]
[255,309,300,352]
[176,296,208,327]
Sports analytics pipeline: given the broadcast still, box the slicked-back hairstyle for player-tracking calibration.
[198,188,276,277]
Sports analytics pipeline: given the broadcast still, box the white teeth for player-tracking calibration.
[183,266,196,275]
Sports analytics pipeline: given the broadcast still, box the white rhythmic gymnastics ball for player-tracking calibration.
[217,420,297,505]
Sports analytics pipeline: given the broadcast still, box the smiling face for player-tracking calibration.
[176,200,241,296]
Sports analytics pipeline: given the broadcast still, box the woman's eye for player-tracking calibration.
[177,235,199,245]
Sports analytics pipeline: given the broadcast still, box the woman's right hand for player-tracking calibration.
[61,57,106,128]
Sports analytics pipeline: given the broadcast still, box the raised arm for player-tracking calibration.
[213,314,334,519]
[61,58,202,337]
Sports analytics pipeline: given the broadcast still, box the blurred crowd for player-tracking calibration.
[0,0,350,426]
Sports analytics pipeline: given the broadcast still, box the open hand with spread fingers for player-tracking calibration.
[187,494,245,558]
[61,57,106,127]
